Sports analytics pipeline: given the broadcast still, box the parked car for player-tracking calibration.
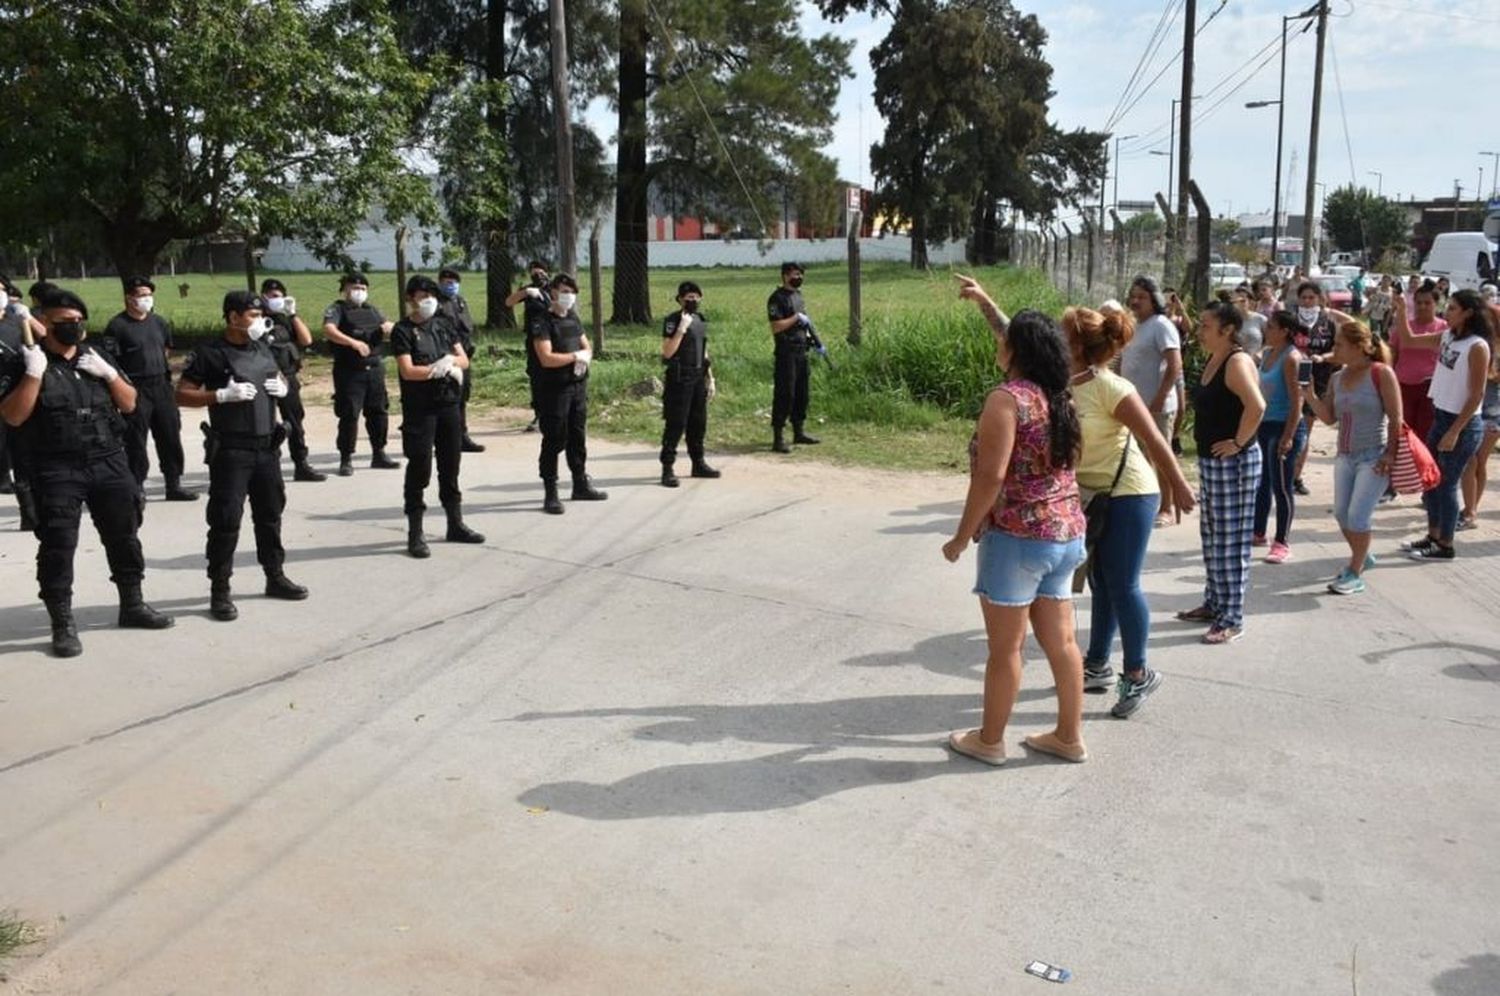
[1325,251,1362,268]
[1209,262,1249,290]
[1317,275,1353,310]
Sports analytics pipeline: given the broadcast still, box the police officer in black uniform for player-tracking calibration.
[506,259,552,432]
[659,281,721,488]
[0,279,42,528]
[766,261,820,453]
[321,272,399,476]
[101,276,197,501]
[260,278,325,482]
[391,275,485,558]
[527,273,607,514]
[176,291,309,621]
[436,267,485,453]
[0,289,173,657]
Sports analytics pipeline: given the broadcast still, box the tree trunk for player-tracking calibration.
[395,224,409,317]
[99,223,170,284]
[242,238,257,292]
[610,0,652,325]
[483,0,516,330]
[910,212,930,270]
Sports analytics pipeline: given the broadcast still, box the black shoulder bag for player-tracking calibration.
[1072,434,1132,593]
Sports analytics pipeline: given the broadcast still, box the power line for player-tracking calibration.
[1104,0,1184,133]
[1104,0,1231,137]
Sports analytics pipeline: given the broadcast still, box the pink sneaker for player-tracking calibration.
[1252,533,1268,547]
[1265,541,1291,564]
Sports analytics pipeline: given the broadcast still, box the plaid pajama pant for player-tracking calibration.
[1198,445,1262,630]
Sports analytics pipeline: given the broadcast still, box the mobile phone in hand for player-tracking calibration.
[1297,359,1313,385]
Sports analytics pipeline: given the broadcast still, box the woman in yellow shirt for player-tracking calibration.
[1064,306,1195,717]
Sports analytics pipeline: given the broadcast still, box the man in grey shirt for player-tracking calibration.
[1121,275,1182,525]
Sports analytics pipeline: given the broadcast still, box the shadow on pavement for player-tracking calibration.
[879,501,964,536]
[1431,953,1500,995]
[144,539,406,571]
[0,596,213,655]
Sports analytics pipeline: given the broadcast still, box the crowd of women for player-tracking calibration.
[941,270,1500,767]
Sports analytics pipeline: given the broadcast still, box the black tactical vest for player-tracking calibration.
[266,313,302,375]
[206,340,281,439]
[331,301,386,369]
[664,310,707,373]
[28,348,128,459]
[540,312,587,387]
[396,318,463,409]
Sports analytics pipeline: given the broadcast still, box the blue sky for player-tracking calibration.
[799,0,1500,222]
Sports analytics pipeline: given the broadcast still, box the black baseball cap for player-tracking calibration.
[549,273,579,292]
[405,275,440,297]
[781,261,805,275]
[38,288,89,319]
[438,267,462,281]
[339,272,370,288]
[223,290,264,317]
[676,281,703,298]
[123,275,155,294]
[527,259,550,272]
[260,278,287,294]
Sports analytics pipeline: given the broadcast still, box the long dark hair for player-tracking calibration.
[1005,309,1081,470]
[1450,288,1497,343]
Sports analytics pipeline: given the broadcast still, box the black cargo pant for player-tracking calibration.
[127,374,187,486]
[31,449,144,603]
[771,341,810,430]
[536,379,588,482]
[333,363,390,457]
[660,367,708,467]
[278,373,310,465]
[206,440,286,582]
[401,403,463,514]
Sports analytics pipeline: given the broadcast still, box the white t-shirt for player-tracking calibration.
[1429,332,1487,415]
[1120,313,1181,414]
[1240,312,1266,360]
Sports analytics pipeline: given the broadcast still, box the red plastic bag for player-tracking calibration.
[1391,423,1441,494]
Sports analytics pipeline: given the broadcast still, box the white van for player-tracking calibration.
[1422,232,1497,290]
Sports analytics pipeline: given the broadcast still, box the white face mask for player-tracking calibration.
[263,295,287,313]
[413,297,439,321]
[556,292,578,313]
[246,316,271,341]
[347,288,369,306]
[132,295,154,314]
[1297,306,1320,326]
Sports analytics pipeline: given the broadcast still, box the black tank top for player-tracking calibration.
[1194,350,1246,455]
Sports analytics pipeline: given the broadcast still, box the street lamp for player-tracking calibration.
[1367,170,1383,197]
[1482,151,1499,199]
[1101,133,1137,235]
[1148,149,1171,196]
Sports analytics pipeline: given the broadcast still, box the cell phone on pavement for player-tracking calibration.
[1297,359,1313,385]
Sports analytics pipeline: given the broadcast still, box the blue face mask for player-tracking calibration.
[440,280,460,298]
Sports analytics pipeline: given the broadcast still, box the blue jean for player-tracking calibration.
[1084,493,1156,672]
[1253,419,1306,543]
[972,530,1086,606]
[1424,410,1483,541]
[1332,445,1388,533]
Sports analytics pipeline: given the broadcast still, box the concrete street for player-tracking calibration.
[1,407,1497,995]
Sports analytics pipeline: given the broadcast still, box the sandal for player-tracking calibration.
[947,729,1007,766]
[1202,625,1243,645]
[1175,605,1215,622]
[1021,732,1089,763]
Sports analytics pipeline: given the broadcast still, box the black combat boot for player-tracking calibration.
[117,582,174,630]
[445,506,485,544]
[792,424,821,445]
[407,512,430,559]
[690,458,721,479]
[0,475,12,495]
[265,572,309,600]
[661,462,680,488]
[45,599,82,658]
[461,434,486,453]
[164,478,199,501]
[337,455,354,477]
[571,475,608,501]
[370,449,401,470]
[294,462,327,482]
[772,428,791,454]
[210,581,238,621]
[542,480,564,515]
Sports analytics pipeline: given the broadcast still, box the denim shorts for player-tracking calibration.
[973,530,1087,607]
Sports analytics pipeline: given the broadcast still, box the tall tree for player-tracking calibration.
[0,0,428,279]
[609,0,852,323]
[1324,185,1410,259]
[869,0,1101,268]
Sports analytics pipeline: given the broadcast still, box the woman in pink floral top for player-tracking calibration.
[942,275,1089,767]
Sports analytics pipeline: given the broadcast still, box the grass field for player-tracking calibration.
[45,261,1063,472]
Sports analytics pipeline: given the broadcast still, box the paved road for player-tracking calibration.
[1,410,1497,995]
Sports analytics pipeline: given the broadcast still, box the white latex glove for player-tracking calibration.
[283,296,297,316]
[215,381,258,404]
[427,355,455,380]
[21,343,46,379]
[573,347,593,366]
[449,365,464,386]
[263,376,288,398]
[706,370,717,401]
[524,287,543,300]
[76,351,119,383]
[796,312,811,326]
[8,302,30,322]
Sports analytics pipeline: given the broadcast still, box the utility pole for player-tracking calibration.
[1453,180,1463,232]
[1173,0,1196,286]
[1300,0,1328,274]
[550,0,578,275]
[1367,170,1382,196]
[1484,151,1500,199]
